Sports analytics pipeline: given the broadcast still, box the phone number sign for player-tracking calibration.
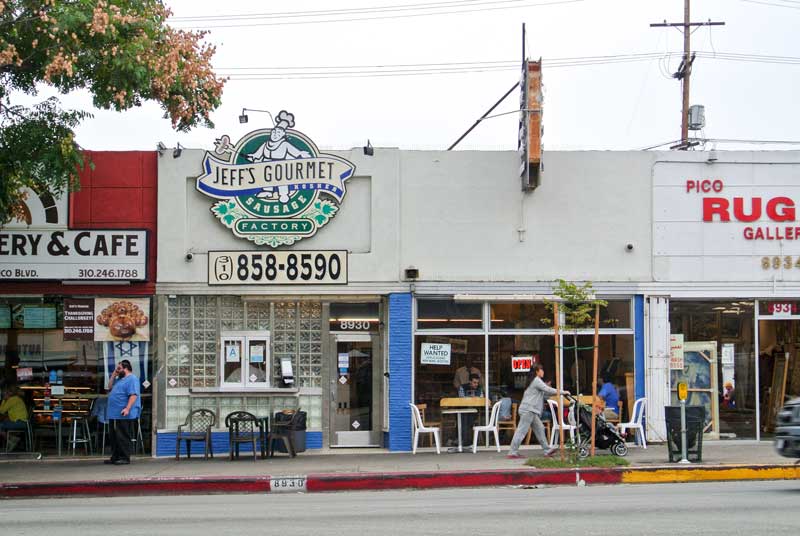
[209,250,348,285]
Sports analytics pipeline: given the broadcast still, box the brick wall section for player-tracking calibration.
[388,293,413,451]
[0,151,157,296]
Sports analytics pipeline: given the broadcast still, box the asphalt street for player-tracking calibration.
[3,480,799,535]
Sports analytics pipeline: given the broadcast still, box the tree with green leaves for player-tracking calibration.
[545,279,607,396]
[0,0,225,223]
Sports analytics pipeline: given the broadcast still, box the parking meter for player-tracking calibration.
[677,382,690,464]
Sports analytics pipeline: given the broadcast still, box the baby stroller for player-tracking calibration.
[564,394,628,458]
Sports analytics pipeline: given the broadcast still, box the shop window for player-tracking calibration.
[490,303,550,330]
[669,300,756,439]
[220,332,271,390]
[416,299,482,330]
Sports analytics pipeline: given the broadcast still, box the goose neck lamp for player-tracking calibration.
[239,108,275,126]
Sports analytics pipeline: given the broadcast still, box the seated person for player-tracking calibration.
[456,374,483,448]
[0,386,29,451]
[596,374,620,420]
[458,374,484,398]
[453,362,482,390]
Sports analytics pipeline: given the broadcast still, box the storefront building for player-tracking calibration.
[0,151,157,455]
[152,115,800,454]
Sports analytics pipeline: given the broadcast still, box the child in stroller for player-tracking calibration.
[564,394,628,457]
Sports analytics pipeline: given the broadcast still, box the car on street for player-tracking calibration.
[775,396,800,458]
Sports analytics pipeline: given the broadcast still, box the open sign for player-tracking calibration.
[511,355,533,373]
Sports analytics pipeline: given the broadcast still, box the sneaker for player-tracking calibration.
[543,449,557,458]
[506,454,524,459]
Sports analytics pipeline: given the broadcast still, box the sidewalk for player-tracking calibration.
[0,441,796,498]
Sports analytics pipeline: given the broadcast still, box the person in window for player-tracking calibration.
[0,385,28,451]
[722,381,736,409]
[453,374,483,449]
[596,373,620,420]
[458,374,484,398]
[453,360,482,390]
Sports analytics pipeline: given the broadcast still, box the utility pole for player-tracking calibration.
[650,1,724,150]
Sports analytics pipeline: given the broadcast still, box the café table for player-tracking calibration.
[440,397,486,453]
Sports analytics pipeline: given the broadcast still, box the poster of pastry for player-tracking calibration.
[94,298,150,342]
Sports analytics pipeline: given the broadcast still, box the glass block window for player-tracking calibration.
[166,395,191,429]
[220,296,245,331]
[299,302,323,387]
[166,296,192,389]
[246,301,271,331]
[272,302,298,385]
[192,296,218,388]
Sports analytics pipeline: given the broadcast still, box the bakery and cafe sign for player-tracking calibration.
[0,230,147,281]
[194,110,356,248]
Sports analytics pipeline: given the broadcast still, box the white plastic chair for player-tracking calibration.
[410,403,441,454]
[471,400,503,453]
[617,397,647,448]
[547,398,576,447]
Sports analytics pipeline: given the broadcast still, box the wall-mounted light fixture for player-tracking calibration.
[156,142,167,156]
[363,139,374,156]
[239,108,275,126]
[172,142,184,159]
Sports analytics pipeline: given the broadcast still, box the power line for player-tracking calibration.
[171,0,552,21]
[215,50,800,80]
[170,0,586,29]
[740,0,800,9]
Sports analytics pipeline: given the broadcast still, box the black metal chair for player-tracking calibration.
[175,409,216,460]
[225,411,260,461]
[267,408,302,458]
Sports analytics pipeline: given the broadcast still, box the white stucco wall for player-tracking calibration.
[156,145,800,293]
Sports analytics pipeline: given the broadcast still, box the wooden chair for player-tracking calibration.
[603,401,624,425]
[416,403,441,447]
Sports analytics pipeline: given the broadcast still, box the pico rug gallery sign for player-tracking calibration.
[195,110,356,247]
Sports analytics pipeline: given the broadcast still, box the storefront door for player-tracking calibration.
[329,333,380,447]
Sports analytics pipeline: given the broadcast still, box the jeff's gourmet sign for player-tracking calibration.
[0,230,147,281]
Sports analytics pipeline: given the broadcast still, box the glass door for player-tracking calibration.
[330,333,379,447]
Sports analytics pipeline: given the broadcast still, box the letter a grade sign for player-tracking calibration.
[194,111,356,247]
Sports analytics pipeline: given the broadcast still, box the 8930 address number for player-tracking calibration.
[209,250,347,285]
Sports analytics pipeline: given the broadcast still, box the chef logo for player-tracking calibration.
[195,111,356,247]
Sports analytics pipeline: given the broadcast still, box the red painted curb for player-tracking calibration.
[306,468,621,492]
[0,476,271,499]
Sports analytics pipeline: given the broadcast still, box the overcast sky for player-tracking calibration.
[43,0,800,152]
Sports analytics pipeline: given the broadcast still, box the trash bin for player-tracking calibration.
[664,405,705,462]
[272,410,307,453]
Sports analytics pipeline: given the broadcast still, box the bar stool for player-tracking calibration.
[68,414,93,456]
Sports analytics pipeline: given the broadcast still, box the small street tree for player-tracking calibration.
[0,0,225,223]
[545,279,607,456]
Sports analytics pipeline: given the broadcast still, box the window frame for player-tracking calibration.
[219,330,271,391]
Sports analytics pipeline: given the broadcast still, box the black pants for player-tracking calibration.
[110,419,133,462]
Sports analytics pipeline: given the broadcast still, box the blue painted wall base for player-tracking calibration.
[156,431,323,457]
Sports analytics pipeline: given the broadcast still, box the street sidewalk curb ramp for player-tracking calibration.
[1,464,798,499]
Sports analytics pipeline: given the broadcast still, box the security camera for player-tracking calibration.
[626,243,634,251]
[185,253,194,261]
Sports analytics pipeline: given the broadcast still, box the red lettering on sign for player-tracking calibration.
[703,198,730,222]
[733,197,761,222]
[766,197,795,222]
